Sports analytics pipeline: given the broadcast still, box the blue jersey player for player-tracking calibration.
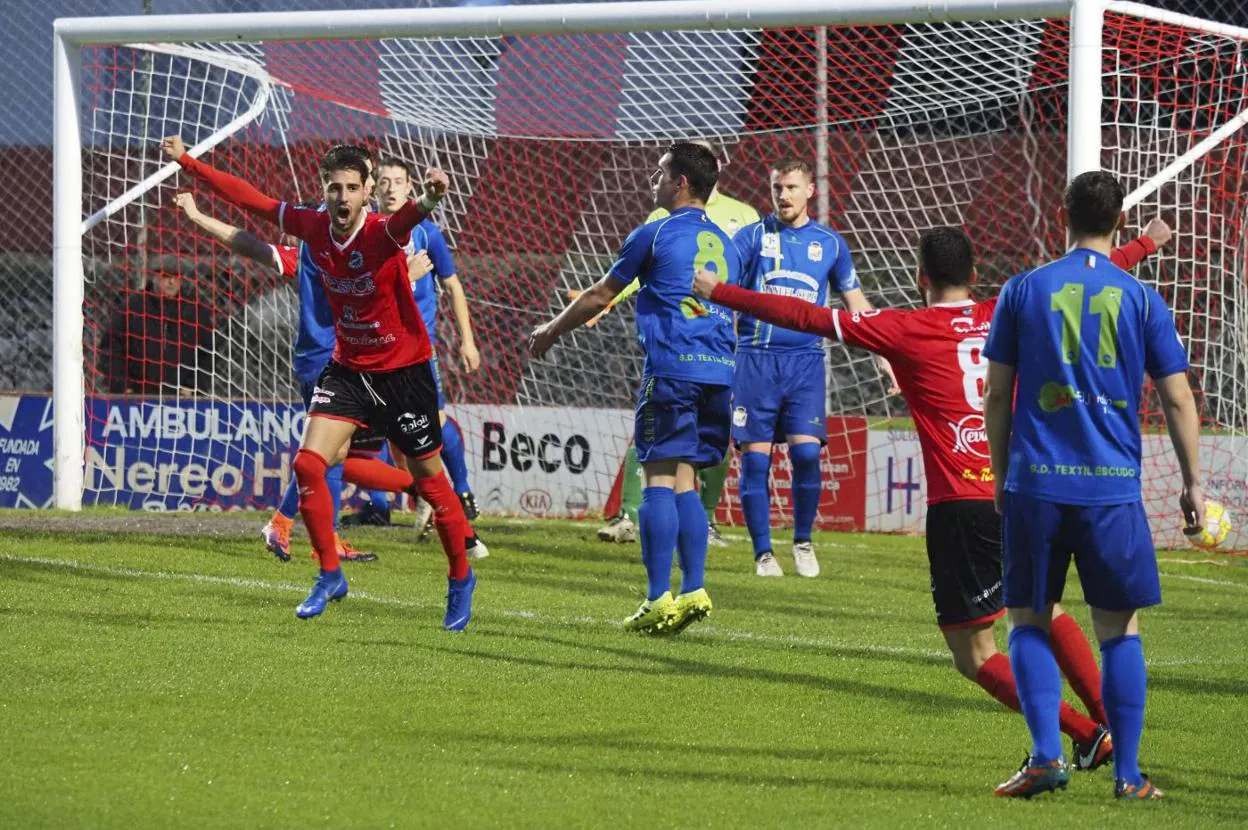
[983,171,1204,800]
[731,156,876,579]
[529,143,740,634]
[348,159,482,534]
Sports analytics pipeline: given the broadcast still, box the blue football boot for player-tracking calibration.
[295,569,348,619]
[444,569,477,632]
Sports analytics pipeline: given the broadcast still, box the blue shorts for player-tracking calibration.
[730,351,826,445]
[1001,491,1160,613]
[635,376,731,468]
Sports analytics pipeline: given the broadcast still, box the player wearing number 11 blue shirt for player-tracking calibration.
[983,170,1205,801]
[528,142,740,635]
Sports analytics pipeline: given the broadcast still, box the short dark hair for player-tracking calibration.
[918,226,975,287]
[665,142,719,202]
[1065,170,1125,236]
[319,145,370,185]
[376,156,416,181]
[770,155,813,180]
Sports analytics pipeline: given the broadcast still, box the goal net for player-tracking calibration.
[65,1,1247,549]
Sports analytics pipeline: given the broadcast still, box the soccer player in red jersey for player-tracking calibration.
[161,135,476,630]
[693,220,1169,769]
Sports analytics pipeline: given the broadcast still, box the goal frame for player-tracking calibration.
[49,0,1233,510]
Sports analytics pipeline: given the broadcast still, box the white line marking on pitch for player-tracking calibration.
[0,554,1217,666]
[1160,572,1247,589]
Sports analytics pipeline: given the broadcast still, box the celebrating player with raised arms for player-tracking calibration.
[731,156,877,579]
[358,158,481,534]
[694,216,1171,779]
[530,142,740,634]
[163,135,477,631]
[983,171,1201,800]
[174,186,377,565]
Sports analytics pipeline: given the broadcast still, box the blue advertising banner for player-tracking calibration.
[0,395,306,511]
[0,396,54,508]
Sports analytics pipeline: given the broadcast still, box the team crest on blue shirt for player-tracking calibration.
[761,233,780,257]
[349,250,364,270]
[807,241,823,262]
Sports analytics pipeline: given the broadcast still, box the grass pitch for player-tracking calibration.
[1,511,1245,828]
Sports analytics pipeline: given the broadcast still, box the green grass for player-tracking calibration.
[2,514,1246,828]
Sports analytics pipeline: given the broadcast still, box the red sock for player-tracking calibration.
[1049,612,1108,725]
[975,652,1099,744]
[293,449,339,572]
[416,470,470,580]
[343,454,415,494]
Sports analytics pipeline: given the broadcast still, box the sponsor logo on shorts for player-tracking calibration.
[949,413,989,458]
[397,412,420,434]
[733,406,748,427]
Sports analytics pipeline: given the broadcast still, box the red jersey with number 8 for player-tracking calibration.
[833,301,998,503]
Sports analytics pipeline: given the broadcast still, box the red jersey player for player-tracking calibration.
[694,222,1169,771]
[161,135,476,630]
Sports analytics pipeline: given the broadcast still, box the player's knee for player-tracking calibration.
[293,449,328,484]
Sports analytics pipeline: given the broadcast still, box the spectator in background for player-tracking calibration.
[99,268,215,396]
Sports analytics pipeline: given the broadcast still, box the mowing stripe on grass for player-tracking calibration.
[3,553,1221,668]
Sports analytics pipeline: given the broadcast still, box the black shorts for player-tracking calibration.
[309,360,442,459]
[925,500,1006,630]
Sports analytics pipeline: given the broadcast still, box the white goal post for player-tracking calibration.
[49,0,1085,510]
[50,0,1248,552]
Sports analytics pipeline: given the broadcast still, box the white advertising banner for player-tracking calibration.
[446,405,634,518]
[864,428,1248,549]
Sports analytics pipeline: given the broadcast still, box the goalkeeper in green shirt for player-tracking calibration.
[585,142,759,545]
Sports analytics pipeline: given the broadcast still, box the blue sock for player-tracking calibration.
[277,467,300,519]
[442,417,472,496]
[789,442,822,544]
[326,461,344,531]
[1008,625,1064,764]
[638,486,678,601]
[675,489,708,594]
[739,451,772,558]
[1101,634,1147,786]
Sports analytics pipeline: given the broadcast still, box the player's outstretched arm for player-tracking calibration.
[528,275,627,359]
[384,168,450,243]
[983,360,1016,513]
[174,192,278,268]
[694,269,838,339]
[162,135,284,226]
[1156,371,1205,535]
[1110,216,1172,270]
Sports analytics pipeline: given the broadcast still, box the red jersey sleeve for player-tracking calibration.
[276,203,323,240]
[830,308,913,359]
[177,154,282,224]
[271,244,298,277]
[1110,234,1158,271]
[382,198,434,249]
[710,283,839,339]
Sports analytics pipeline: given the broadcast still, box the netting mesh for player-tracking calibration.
[59,6,1248,546]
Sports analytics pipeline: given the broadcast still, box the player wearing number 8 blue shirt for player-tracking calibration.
[983,170,1205,801]
[732,156,875,580]
[528,142,740,635]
